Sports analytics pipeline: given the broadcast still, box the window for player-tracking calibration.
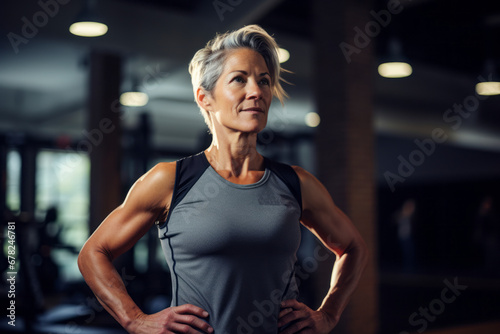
[36,150,90,281]
[6,150,21,213]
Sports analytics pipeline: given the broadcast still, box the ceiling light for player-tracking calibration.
[121,75,149,107]
[120,92,149,107]
[278,48,290,63]
[475,82,500,96]
[476,59,500,96]
[305,112,320,127]
[70,0,108,37]
[378,38,412,78]
[70,22,108,37]
[378,62,413,78]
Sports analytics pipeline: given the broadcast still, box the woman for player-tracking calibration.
[78,25,367,334]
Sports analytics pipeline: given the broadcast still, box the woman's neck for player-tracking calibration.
[205,130,263,177]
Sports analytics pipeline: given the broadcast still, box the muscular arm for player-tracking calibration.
[78,163,213,334]
[279,166,368,333]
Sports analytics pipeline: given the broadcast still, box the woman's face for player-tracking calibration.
[205,48,272,134]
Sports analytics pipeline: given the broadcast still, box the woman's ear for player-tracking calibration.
[196,87,212,111]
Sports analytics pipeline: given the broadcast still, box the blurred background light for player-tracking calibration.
[477,59,500,96]
[278,48,290,63]
[476,81,500,96]
[69,0,108,37]
[378,62,413,78]
[69,21,108,37]
[305,112,320,127]
[378,37,412,78]
[120,92,149,107]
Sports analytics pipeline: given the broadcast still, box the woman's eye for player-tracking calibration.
[259,78,270,86]
[232,76,245,83]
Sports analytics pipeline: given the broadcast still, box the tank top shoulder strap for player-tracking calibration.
[158,152,210,228]
[264,157,302,213]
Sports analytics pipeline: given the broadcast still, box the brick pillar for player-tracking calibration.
[20,140,37,218]
[0,136,6,218]
[88,51,122,233]
[312,1,378,333]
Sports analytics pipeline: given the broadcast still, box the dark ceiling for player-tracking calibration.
[118,0,500,76]
[257,0,500,75]
[122,0,204,13]
[386,0,500,75]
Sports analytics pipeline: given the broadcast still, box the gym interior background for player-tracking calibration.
[1,0,500,333]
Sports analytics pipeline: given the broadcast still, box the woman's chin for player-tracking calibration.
[235,121,267,134]
[247,124,267,134]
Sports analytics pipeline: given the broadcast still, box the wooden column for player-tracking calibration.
[0,136,6,218]
[312,1,378,333]
[88,51,122,233]
[20,139,37,218]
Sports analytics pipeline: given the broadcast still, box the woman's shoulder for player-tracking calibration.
[129,162,177,200]
[120,162,177,215]
[290,164,306,174]
[290,165,322,190]
[152,161,177,172]
[290,165,311,181]
[144,161,177,186]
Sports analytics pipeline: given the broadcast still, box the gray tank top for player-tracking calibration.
[158,152,302,333]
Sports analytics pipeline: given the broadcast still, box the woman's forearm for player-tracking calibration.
[317,239,368,323]
[78,246,144,332]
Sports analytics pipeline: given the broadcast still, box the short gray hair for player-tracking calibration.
[189,24,288,132]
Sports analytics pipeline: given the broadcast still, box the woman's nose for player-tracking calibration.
[246,79,263,100]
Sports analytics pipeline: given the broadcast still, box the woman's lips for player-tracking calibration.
[241,107,264,113]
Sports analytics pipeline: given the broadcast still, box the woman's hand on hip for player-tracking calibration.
[128,304,213,334]
[278,299,337,334]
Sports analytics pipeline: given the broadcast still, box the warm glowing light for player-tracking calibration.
[475,81,500,96]
[378,62,413,78]
[120,92,149,107]
[69,21,108,37]
[278,48,290,63]
[305,112,320,127]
